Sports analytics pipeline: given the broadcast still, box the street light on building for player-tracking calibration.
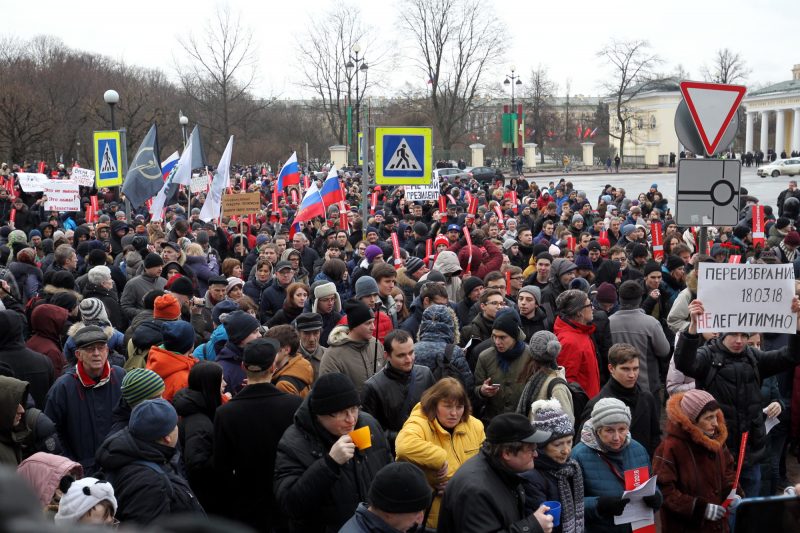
[103,89,119,130]
[179,113,189,148]
[504,66,522,166]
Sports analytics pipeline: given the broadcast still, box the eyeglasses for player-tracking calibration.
[485,300,506,307]
[510,276,523,280]
[327,406,359,420]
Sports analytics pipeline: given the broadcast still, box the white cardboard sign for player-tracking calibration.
[190,174,209,194]
[404,176,440,202]
[43,180,80,211]
[17,173,49,193]
[71,167,95,187]
[696,262,796,334]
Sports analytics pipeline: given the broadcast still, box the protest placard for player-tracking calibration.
[71,167,95,187]
[221,192,260,216]
[17,173,49,193]
[404,176,439,202]
[696,262,797,334]
[190,174,208,194]
[43,180,80,211]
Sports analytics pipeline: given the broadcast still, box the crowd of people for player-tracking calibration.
[1,158,800,532]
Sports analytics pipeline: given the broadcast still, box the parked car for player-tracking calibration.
[757,158,800,178]
[465,166,504,182]
[433,167,470,183]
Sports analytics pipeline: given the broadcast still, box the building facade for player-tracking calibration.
[742,65,800,157]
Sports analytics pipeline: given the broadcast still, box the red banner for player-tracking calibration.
[752,205,765,247]
[511,191,518,214]
[463,227,473,274]
[505,271,512,296]
[37,161,45,174]
[303,175,310,190]
[290,189,299,205]
[651,222,664,261]
[370,192,378,215]
[9,208,15,224]
[566,236,576,251]
[493,205,504,227]
[599,230,608,241]
[6,175,14,195]
[724,432,749,509]
[728,255,742,263]
[425,238,433,266]
[439,195,448,224]
[390,233,402,269]
[468,195,478,215]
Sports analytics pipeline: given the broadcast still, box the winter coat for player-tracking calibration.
[395,403,485,528]
[473,341,534,423]
[16,451,83,507]
[82,281,126,331]
[424,251,463,303]
[0,310,54,409]
[521,307,550,341]
[43,363,124,474]
[26,304,68,378]
[259,278,289,321]
[172,388,216,511]
[120,273,166,322]
[437,448,545,533]
[609,308,671,393]
[145,346,198,402]
[520,453,585,531]
[272,353,315,398]
[571,421,657,533]
[319,325,385,395]
[653,393,736,532]
[0,376,29,465]
[674,332,800,467]
[554,316,601,398]
[517,367,575,422]
[64,323,125,368]
[268,302,304,327]
[274,399,392,532]
[449,239,504,282]
[339,503,405,533]
[414,304,474,391]
[213,382,302,531]
[460,310,494,347]
[184,255,216,295]
[216,341,246,396]
[8,261,43,304]
[242,275,268,309]
[361,363,435,446]
[95,428,205,524]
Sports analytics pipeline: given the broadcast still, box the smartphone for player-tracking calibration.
[491,384,501,388]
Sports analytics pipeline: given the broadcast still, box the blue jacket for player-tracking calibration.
[43,364,125,474]
[193,324,228,362]
[217,341,245,395]
[571,421,658,533]
[413,304,474,391]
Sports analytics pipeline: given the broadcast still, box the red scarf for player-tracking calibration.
[75,361,111,388]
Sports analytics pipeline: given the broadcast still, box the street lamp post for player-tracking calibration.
[179,113,189,148]
[504,67,522,171]
[346,44,369,169]
[103,89,119,130]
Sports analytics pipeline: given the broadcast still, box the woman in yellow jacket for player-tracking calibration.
[395,377,486,529]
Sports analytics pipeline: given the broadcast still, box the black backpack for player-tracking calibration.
[546,377,590,423]
[433,344,464,385]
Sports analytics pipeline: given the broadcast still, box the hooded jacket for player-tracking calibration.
[541,259,576,324]
[120,273,166,322]
[145,346,198,402]
[0,310,54,409]
[82,281,125,332]
[274,398,392,532]
[272,354,315,398]
[26,304,69,378]
[16,451,83,507]
[554,316,600,398]
[0,376,29,465]
[653,393,736,533]
[216,341,246,396]
[318,325,385,395]
[426,251,463,303]
[414,304,474,391]
[172,387,216,511]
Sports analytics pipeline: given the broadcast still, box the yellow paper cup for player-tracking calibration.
[349,426,372,450]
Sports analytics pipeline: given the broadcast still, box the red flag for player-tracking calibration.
[90,196,99,212]
[583,127,592,139]
[651,222,664,261]
[463,227,473,274]
[370,192,378,215]
[752,205,765,247]
[468,195,478,215]
[391,233,402,269]
[505,271,512,296]
[576,124,582,139]
[566,236,576,251]
[493,205,504,227]
[290,189,299,205]
[9,208,15,224]
[439,195,448,224]
[511,190,518,214]
[37,161,45,174]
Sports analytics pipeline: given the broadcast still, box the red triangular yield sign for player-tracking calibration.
[680,81,746,156]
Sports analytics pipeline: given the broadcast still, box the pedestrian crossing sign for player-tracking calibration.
[375,127,432,185]
[93,131,124,187]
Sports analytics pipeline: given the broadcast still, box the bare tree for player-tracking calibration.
[701,48,750,84]
[597,39,661,163]
[522,65,557,163]
[400,0,506,153]
[176,4,266,153]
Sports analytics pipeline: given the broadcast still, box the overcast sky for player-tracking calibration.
[4,0,798,101]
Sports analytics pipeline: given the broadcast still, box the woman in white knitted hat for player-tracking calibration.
[571,397,663,532]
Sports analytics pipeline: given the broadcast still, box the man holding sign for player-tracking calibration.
[675,293,800,499]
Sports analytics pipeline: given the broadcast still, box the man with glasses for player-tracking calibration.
[438,413,554,533]
[275,372,392,532]
[44,326,125,474]
[460,289,507,366]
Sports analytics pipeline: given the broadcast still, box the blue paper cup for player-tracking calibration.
[542,500,561,526]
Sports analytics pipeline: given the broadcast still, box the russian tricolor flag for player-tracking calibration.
[161,151,180,181]
[320,167,344,206]
[294,182,326,223]
[276,152,300,190]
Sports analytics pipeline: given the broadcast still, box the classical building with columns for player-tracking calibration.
[742,64,800,156]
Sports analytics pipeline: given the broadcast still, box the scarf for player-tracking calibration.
[780,240,798,262]
[516,369,552,417]
[497,340,525,373]
[549,458,585,533]
[75,361,111,388]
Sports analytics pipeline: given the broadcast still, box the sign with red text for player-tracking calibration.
[43,180,80,211]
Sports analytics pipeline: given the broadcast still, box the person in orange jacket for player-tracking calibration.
[146,320,198,401]
[265,325,314,398]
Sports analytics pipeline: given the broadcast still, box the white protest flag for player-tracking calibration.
[199,136,234,222]
[150,142,193,221]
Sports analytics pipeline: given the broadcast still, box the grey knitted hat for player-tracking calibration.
[79,298,109,325]
[591,397,632,429]
[355,276,380,300]
[519,285,541,304]
[530,399,574,443]
[528,330,561,364]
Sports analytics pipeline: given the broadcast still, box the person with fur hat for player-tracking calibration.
[274,372,392,531]
[145,320,198,401]
[553,289,601,398]
[473,307,535,423]
[517,331,574,422]
[311,281,343,347]
[95,398,205,524]
[653,389,740,532]
[520,399,585,533]
[339,462,433,533]
[571,397,662,532]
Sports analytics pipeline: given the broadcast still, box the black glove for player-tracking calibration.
[643,492,663,510]
[596,497,630,517]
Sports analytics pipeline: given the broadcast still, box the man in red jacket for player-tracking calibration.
[553,289,601,397]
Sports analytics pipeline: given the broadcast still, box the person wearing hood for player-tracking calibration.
[108,220,129,258]
[518,285,550,339]
[412,302,474,388]
[456,275,484,327]
[540,259,578,325]
[53,475,118,526]
[517,331,574,422]
[172,361,224,512]
[213,338,303,531]
[473,308,535,423]
[26,304,69,378]
[520,399,585,533]
[44,325,124,474]
[217,310,262,396]
[0,310,54,409]
[424,249,463,303]
[553,289,601,398]
[320,301,385,395]
[571,398,662,533]
[311,281,343,347]
[9,247,43,305]
[63,298,125,368]
[16,451,83,519]
[653,390,740,533]
[274,372,392,532]
[95,398,205,524]
[145,320,198,402]
[0,375,31,465]
[399,281,449,341]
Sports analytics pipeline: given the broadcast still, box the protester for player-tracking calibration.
[53,476,118,527]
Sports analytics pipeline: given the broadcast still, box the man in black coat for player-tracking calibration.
[0,310,54,408]
[438,413,553,533]
[577,343,661,456]
[213,338,302,532]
